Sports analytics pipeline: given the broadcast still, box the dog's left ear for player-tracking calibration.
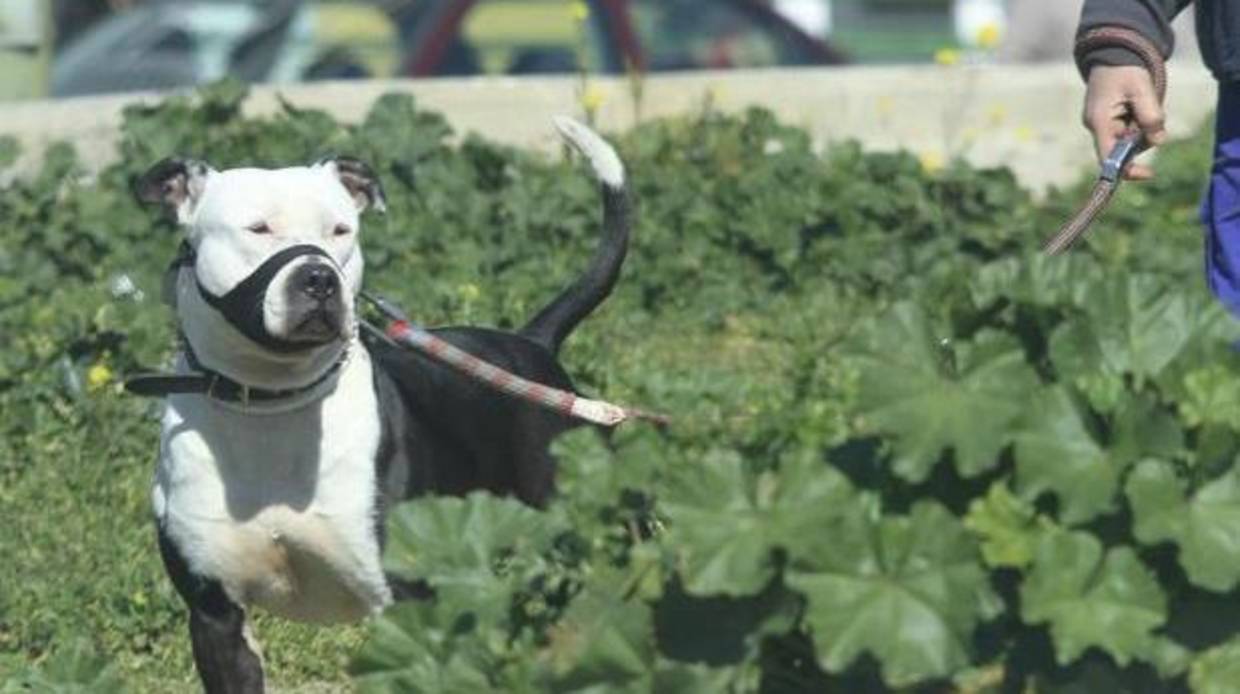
[134,157,215,225]
[319,156,386,214]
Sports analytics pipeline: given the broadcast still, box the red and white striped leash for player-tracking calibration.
[360,291,668,428]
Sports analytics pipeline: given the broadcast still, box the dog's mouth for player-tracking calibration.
[289,304,345,343]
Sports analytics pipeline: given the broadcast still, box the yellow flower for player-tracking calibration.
[87,363,113,391]
[919,151,945,174]
[1014,125,1036,143]
[934,48,961,66]
[569,0,589,22]
[581,84,605,114]
[987,103,1008,126]
[976,23,1002,50]
[459,283,481,302]
[876,95,894,118]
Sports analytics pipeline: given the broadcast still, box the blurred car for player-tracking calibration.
[52,0,846,97]
[1,0,46,99]
[52,0,401,97]
[398,0,846,77]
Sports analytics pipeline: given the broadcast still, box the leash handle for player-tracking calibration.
[1100,134,1142,183]
[1044,28,1168,256]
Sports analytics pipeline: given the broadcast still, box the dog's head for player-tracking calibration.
[136,157,385,390]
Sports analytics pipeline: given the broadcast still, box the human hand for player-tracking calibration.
[1082,65,1166,180]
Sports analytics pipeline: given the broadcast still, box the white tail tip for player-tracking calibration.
[553,116,625,189]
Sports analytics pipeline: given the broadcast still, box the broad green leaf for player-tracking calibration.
[1049,274,1212,384]
[1179,363,1240,431]
[1127,459,1240,591]
[543,588,653,691]
[1190,637,1240,694]
[1012,387,1117,524]
[660,448,855,596]
[1020,530,1166,666]
[540,583,744,693]
[847,302,1038,482]
[382,493,558,621]
[1013,388,1180,525]
[786,501,1000,687]
[962,482,1049,569]
[351,601,497,694]
[1109,391,1185,463]
[970,253,1098,308]
[554,427,667,525]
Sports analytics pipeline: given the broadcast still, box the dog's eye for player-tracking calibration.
[247,222,272,235]
[333,224,352,237]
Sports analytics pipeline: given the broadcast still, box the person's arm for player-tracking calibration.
[1076,0,1191,180]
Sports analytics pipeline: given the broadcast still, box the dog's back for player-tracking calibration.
[368,117,631,511]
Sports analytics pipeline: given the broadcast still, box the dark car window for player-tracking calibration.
[629,0,821,71]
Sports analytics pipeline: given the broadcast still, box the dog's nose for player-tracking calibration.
[297,263,339,301]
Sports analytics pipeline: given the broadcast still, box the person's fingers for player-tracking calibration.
[1128,85,1167,146]
[1124,161,1155,180]
[1085,117,1120,166]
[1083,65,1165,180]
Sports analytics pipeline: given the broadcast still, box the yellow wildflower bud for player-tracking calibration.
[919,151,945,174]
[987,104,1008,125]
[569,1,589,22]
[87,363,113,391]
[934,48,961,67]
[976,23,1002,50]
[581,84,605,114]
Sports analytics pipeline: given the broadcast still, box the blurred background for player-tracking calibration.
[0,0,1197,101]
[0,0,1209,193]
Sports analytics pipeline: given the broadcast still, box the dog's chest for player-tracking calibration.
[153,352,391,623]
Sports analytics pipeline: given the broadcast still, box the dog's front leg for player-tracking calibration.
[158,528,266,693]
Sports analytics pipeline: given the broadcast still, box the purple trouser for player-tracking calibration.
[1204,84,1240,314]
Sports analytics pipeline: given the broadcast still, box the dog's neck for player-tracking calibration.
[174,331,357,414]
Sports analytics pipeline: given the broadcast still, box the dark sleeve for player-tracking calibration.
[1076,0,1191,73]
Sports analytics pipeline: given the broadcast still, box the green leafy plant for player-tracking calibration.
[2,80,1236,692]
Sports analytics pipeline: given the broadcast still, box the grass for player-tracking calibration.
[0,391,364,691]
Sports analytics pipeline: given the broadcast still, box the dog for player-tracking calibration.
[131,118,628,693]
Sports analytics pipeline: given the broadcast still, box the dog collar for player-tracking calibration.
[124,344,348,406]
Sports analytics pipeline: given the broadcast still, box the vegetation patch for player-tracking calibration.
[1,81,1233,692]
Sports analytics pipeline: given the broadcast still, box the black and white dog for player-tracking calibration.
[131,118,627,693]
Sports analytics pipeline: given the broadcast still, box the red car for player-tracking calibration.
[394,0,847,78]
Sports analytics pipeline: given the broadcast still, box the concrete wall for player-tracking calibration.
[0,61,1218,191]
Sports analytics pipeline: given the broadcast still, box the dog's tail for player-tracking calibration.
[520,118,629,355]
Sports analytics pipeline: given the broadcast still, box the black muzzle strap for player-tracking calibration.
[195,243,334,353]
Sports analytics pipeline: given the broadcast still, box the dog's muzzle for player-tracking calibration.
[196,244,343,353]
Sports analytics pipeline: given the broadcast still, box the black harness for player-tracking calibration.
[125,242,347,405]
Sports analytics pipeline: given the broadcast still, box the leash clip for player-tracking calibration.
[1100,135,1141,183]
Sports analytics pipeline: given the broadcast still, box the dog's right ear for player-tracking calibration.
[133,158,214,224]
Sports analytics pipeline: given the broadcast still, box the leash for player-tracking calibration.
[359,291,669,428]
[123,290,670,427]
[1043,27,1168,256]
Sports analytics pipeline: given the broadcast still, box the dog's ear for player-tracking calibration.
[320,156,386,214]
[134,157,214,224]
